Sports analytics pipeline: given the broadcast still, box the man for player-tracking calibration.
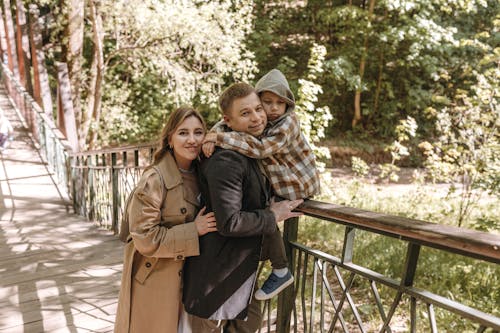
[182,82,303,332]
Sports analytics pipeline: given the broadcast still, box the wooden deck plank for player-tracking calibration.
[0,92,122,332]
[0,262,122,303]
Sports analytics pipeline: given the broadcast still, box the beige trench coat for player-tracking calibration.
[114,152,200,333]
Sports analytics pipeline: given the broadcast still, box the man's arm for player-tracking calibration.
[212,115,300,159]
[204,150,277,237]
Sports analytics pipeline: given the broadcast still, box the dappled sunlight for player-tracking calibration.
[0,97,122,332]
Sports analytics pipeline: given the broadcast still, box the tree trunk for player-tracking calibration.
[373,8,387,119]
[84,0,104,149]
[3,0,19,78]
[28,4,53,116]
[56,61,79,152]
[15,0,32,94]
[0,7,8,63]
[352,0,375,129]
[64,0,84,130]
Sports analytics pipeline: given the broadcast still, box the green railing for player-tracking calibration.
[2,65,499,333]
[71,144,156,230]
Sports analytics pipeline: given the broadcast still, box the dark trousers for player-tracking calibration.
[261,226,288,269]
[187,291,262,333]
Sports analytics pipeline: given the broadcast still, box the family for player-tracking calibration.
[114,69,321,333]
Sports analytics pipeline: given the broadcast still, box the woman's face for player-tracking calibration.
[169,116,205,169]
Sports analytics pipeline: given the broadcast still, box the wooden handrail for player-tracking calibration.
[70,142,157,157]
[298,200,500,264]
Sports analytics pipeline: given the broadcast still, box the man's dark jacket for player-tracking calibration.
[183,148,277,320]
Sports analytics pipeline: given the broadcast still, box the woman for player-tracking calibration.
[114,107,218,333]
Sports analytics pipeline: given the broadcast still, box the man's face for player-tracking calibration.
[223,92,267,137]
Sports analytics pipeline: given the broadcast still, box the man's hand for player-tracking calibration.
[202,133,217,157]
[270,198,303,222]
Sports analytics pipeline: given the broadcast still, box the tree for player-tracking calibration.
[23,0,257,148]
[96,0,257,145]
[352,0,375,129]
[418,18,499,227]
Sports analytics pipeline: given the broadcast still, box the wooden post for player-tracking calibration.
[56,61,79,152]
[15,0,32,94]
[276,216,299,333]
[342,226,356,263]
[28,4,52,116]
[3,0,19,78]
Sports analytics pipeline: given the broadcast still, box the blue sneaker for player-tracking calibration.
[254,270,294,300]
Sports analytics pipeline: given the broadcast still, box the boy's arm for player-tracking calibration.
[203,119,229,157]
[209,119,227,133]
[211,115,301,159]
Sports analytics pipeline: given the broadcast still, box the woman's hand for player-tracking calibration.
[194,206,217,236]
[269,198,303,222]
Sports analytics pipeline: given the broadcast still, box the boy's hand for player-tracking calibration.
[203,132,217,144]
[202,133,217,157]
[202,142,215,158]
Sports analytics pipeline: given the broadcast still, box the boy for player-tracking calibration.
[202,69,321,300]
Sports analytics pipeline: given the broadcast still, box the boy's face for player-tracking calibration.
[224,92,267,137]
[260,91,287,121]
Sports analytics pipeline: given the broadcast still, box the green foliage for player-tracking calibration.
[378,116,418,182]
[249,0,499,142]
[295,43,334,170]
[351,156,370,177]
[418,33,499,226]
[97,0,257,145]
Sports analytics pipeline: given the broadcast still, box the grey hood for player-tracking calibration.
[255,69,295,112]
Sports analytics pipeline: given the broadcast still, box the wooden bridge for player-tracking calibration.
[0,54,499,333]
[0,86,119,332]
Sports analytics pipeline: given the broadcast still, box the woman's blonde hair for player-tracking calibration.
[153,106,206,164]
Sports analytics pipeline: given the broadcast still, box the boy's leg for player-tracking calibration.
[262,226,288,269]
[255,227,294,301]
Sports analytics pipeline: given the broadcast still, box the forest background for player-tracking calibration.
[25,0,496,228]
[3,0,498,330]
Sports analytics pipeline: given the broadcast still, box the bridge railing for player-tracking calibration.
[0,63,72,193]
[1,63,498,333]
[69,144,500,333]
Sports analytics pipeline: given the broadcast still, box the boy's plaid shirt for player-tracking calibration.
[213,113,320,200]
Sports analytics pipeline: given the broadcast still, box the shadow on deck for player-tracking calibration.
[0,88,121,333]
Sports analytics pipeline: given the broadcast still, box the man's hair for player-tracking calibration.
[218,82,256,115]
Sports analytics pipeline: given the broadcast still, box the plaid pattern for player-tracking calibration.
[212,113,320,200]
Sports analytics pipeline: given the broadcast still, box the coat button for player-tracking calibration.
[180,207,187,214]
[176,255,183,260]
[178,270,182,276]
[145,262,151,268]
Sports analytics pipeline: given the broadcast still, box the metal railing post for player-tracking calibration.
[111,152,119,233]
[276,216,299,333]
